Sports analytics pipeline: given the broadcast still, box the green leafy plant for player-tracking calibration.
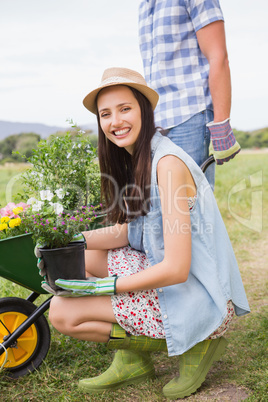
[16,129,101,210]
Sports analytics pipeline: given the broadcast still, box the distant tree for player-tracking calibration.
[233,128,268,149]
[15,133,41,159]
[233,129,252,148]
[0,133,40,163]
[249,128,268,148]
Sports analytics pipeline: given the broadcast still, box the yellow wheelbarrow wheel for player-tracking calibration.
[0,297,50,378]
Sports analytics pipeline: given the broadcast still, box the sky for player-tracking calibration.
[1,0,268,131]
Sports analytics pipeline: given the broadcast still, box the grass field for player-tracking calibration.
[0,164,29,208]
[0,153,267,401]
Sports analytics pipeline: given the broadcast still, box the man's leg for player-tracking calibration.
[167,110,215,189]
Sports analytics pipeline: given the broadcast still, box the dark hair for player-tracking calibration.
[97,86,156,224]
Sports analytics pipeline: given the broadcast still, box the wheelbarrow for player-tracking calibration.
[0,156,215,379]
[0,214,107,379]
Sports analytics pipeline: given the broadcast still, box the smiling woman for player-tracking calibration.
[82,67,159,223]
[97,86,142,154]
[44,67,250,399]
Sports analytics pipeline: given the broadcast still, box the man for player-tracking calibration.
[139,0,240,187]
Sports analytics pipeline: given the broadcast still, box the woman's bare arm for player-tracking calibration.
[116,155,193,293]
[82,223,129,250]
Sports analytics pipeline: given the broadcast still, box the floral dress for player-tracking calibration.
[108,196,234,339]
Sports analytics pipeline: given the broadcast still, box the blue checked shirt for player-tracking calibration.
[139,0,224,129]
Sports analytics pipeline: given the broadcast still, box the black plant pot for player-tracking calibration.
[40,243,85,291]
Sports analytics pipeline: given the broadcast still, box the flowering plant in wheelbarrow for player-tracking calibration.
[0,187,102,292]
[0,202,29,239]
[20,187,103,292]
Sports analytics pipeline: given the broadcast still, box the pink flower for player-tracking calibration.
[16,202,29,210]
[0,202,16,218]
[0,202,30,218]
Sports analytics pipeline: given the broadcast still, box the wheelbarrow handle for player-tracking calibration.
[200,155,215,173]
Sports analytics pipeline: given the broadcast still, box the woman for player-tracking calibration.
[48,67,250,399]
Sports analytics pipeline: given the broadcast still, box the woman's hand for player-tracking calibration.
[54,276,117,296]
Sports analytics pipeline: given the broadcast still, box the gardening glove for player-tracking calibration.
[41,279,74,296]
[34,242,46,277]
[207,118,241,165]
[54,275,118,297]
[34,233,86,277]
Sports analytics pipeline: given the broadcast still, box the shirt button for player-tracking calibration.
[145,249,149,253]
[159,288,163,292]
[163,314,168,319]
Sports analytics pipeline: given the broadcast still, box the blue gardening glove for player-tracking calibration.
[34,233,86,277]
[54,275,118,297]
[207,118,241,165]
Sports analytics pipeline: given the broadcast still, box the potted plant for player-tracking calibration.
[22,190,101,289]
[0,194,102,291]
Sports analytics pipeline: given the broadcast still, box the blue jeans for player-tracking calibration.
[166,110,215,189]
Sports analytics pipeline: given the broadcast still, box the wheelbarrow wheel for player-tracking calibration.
[0,297,51,378]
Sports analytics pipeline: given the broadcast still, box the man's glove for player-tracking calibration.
[34,233,86,277]
[207,118,241,165]
[54,276,118,297]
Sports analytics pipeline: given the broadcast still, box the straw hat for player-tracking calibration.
[83,67,159,114]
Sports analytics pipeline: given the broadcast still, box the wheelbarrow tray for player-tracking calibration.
[0,233,45,294]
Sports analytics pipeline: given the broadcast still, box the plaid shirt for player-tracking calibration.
[139,0,224,129]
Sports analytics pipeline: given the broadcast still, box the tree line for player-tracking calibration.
[0,127,267,164]
[233,127,268,149]
[0,130,98,164]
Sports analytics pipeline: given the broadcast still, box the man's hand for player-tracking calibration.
[207,118,241,165]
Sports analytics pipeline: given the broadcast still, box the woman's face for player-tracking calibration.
[97,85,142,154]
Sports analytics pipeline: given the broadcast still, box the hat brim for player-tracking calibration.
[83,82,159,114]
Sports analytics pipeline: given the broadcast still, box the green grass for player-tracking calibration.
[0,153,267,401]
[0,164,29,208]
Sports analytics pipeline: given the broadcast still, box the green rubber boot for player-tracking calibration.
[78,349,155,394]
[163,337,227,399]
[107,323,168,352]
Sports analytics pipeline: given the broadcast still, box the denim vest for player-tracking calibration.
[128,132,250,356]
